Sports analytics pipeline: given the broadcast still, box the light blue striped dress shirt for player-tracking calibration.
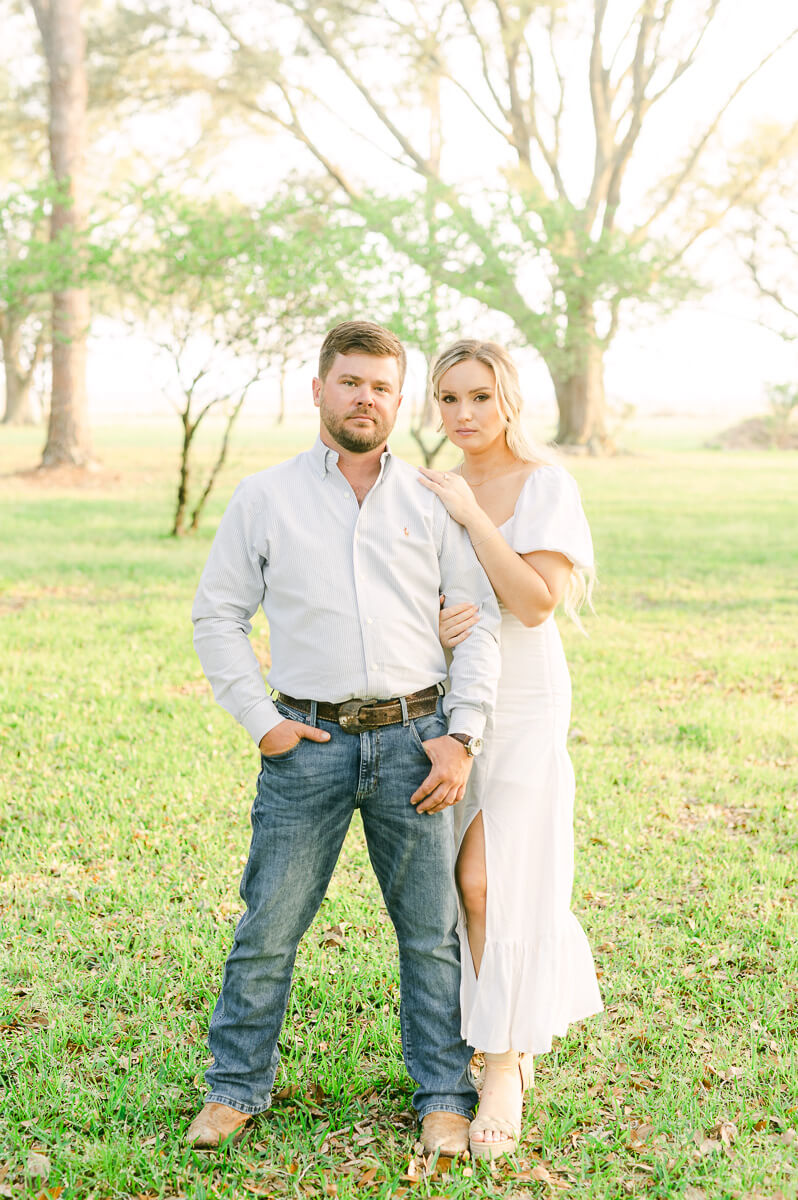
[192,437,501,746]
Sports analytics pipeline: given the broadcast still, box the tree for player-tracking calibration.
[0,187,49,424]
[733,132,798,446]
[191,0,798,447]
[30,0,92,467]
[118,186,379,533]
[737,136,798,345]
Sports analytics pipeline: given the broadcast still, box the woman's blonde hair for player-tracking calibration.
[430,339,595,628]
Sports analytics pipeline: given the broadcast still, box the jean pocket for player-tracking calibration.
[261,742,301,763]
[260,701,307,761]
[409,711,447,755]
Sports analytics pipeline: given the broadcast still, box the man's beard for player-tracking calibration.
[319,400,393,453]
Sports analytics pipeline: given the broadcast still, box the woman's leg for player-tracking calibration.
[456,812,533,1149]
[455,811,488,975]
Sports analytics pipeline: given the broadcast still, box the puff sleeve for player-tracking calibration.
[505,466,594,569]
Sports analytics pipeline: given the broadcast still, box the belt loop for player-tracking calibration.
[309,700,318,728]
[399,696,409,726]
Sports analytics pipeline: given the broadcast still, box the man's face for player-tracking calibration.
[313,353,403,453]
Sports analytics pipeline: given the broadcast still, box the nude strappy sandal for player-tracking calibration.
[468,1051,534,1160]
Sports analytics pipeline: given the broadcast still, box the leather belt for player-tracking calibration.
[275,685,441,734]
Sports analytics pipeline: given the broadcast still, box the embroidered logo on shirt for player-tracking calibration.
[403,527,409,537]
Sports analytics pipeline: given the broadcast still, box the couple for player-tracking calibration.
[187,320,602,1160]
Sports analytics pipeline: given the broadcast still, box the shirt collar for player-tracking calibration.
[310,436,339,478]
[310,435,394,479]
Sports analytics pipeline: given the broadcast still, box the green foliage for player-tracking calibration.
[1,429,796,1197]
[352,183,697,374]
[109,183,387,531]
[0,179,110,315]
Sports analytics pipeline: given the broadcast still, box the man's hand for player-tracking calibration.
[259,719,330,757]
[411,735,473,814]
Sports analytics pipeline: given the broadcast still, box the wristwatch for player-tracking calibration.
[448,732,483,758]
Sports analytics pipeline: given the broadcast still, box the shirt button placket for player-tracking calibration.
[353,512,373,691]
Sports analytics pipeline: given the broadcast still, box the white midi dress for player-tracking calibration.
[454,465,603,1055]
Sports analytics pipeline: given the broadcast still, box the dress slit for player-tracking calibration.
[454,608,602,1056]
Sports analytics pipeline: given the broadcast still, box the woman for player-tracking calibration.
[418,340,602,1161]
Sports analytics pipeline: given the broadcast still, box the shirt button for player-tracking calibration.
[367,618,373,625]
[371,663,378,670]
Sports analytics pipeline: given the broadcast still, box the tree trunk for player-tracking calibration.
[172,415,194,536]
[1,320,39,425]
[551,316,611,450]
[409,425,447,468]
[189,393,247,532]
[32,0,93,467]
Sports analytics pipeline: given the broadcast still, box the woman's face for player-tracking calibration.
[437,358,506,453]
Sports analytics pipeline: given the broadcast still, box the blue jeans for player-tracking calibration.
[204,698,477,1120]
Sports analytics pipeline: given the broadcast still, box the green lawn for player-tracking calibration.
[1,423,796,1200]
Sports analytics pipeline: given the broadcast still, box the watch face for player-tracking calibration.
[469,737,483,757]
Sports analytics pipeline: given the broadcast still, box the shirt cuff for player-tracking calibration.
[447,707,486,740]
[242,697,284,747]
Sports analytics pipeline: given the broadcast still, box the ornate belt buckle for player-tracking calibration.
[338,699,365,733]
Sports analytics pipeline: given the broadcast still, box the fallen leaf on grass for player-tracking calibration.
[628,1123,654,1152]
[527,1163,572,1189]
[683,1188,706,1200]
[693,1135,721,1157]
[26,1152,50,1181]
[702,1064,744,1086]
[320,923,347,949]
[708,1120,737,1147]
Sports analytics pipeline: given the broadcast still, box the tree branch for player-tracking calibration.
[585,0,614,228]
[598,2,657,233]
[662,130,797,268]
[297,8,433,177]
[456,0,514,126]
[647,0,721,105]
[23,325,47,387]
[747,256,798,325]
[638,27,798,237]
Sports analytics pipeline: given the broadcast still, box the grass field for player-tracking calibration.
[1,421,796,1200]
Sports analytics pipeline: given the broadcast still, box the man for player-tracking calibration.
[188,321,501,1155]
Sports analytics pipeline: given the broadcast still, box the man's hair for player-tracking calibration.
[318,321,407,386]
